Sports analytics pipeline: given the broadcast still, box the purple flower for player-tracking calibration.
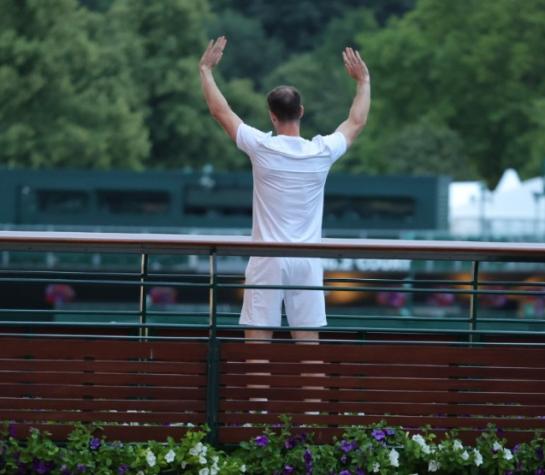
[283,465,295,474]
[117,464,129,475]
[371,429,385,442]
[59,465,72,475]
[385,428,395,436]
[89,437,101,451]
[356,469,366,475]
[536,468,545,475]
[255,435,269,447]
[304,448,313,474]
[340,471,351,475]
[536,447,544,461]
[33,459,53,474]
[505,471,513,475]
[8,424,16,438]
[341,454,347,464]
[340,439,358,453]
[285,437,297,450]
[76,464,87,473]
[513,444,521,454]
[497,427,505,437]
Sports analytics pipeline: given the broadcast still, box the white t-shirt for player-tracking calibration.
[236,123,347,243]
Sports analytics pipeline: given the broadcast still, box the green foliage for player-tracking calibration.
[0,0,149,170]
[356,0,545,184]
[1,420,545,474]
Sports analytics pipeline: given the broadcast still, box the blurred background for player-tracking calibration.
[1,0,545,324]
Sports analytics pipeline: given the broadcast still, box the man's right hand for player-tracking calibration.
[199,36,227,71]
[342,47,370,84]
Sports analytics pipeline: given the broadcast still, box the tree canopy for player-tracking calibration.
[1,0,544,184]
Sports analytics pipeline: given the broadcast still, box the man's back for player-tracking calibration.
[236,123,346,243]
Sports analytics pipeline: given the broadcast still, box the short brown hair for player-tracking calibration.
[267,85,302,122]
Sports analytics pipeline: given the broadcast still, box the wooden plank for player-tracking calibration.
[1,410,205,424]
[221,343,545,367]
[0,359,206,374]
[221,374,545,392]
[0,398,204,412]
[0,384,205,399]
[0,372,207,386]
[219,413,545,429]
[221,387,545,404]
[220,400,545,417]
[220,362,545,380]
[0,338,207,361]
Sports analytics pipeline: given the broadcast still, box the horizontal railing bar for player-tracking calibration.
[217,324,545,336]
[218,336,545,347]
[0,332,210,340]
[219,283,545,296]
[0,277,210,288]
[3,231,545,262]
[0,320,209,329]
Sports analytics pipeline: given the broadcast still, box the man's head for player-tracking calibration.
[267,85,303,123]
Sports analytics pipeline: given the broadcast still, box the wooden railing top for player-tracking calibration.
[1,230,545,262]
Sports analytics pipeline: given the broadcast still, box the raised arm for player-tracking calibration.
[336,47,371,148]
[199,36,242,142]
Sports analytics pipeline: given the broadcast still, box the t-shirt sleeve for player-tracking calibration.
[236,123,267,156]
[321,131,348,163]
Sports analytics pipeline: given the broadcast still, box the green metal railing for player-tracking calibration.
[2,231,545,441]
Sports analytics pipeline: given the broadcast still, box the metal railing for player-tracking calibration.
[2,231,545,443]
[1,230,545,340]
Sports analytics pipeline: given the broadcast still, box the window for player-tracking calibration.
[97,191,170,215]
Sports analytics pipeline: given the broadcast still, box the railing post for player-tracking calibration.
[206,249,220,445]
[139,253,149,340]
[468,260,479,344]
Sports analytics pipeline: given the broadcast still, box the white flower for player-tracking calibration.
[428,460,440,472]
[181,461,187,469]
[503,448,513,460]
[190,442,204,456]
[199,469,209,475]
[165,449,175,463]
[199,455,207,465]
[146,450,157,467]
[137,472,144,475]
[493,441,502,452]
[461,450,470,461]
[473,449,483,466]
[453,440,463,451]
[187,422,195,427]
[240,465,247,473]
[372,462,380,473]
[389,448,400,467]
[422,444,431,454]
[412,434,426,447]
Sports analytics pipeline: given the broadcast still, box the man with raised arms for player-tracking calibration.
[199,36,371,342]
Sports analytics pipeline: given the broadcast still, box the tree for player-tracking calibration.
[0,0,149,169]
[111,0,265,171]
[207,9,284,86]
[356,0,545,184]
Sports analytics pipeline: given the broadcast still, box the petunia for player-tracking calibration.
[389,448,399,467]
[503,448,513,461]
[428,460,440,472]
[146,450,157,468]
[371,429,385,442]
[165,449,176,463]
[473,449,483,466]
[255,435,269,447]
[89,437,101,451]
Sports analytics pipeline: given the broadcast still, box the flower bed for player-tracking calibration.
[1,420,544,474]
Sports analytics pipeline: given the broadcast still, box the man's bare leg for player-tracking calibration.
[291,331,324,413]
[245,329,273,409]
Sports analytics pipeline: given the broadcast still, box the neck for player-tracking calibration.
[275,121,300,137]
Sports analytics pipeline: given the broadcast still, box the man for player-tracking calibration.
[199,36,370,342]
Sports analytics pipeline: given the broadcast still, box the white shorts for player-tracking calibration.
[239,256,326,328]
